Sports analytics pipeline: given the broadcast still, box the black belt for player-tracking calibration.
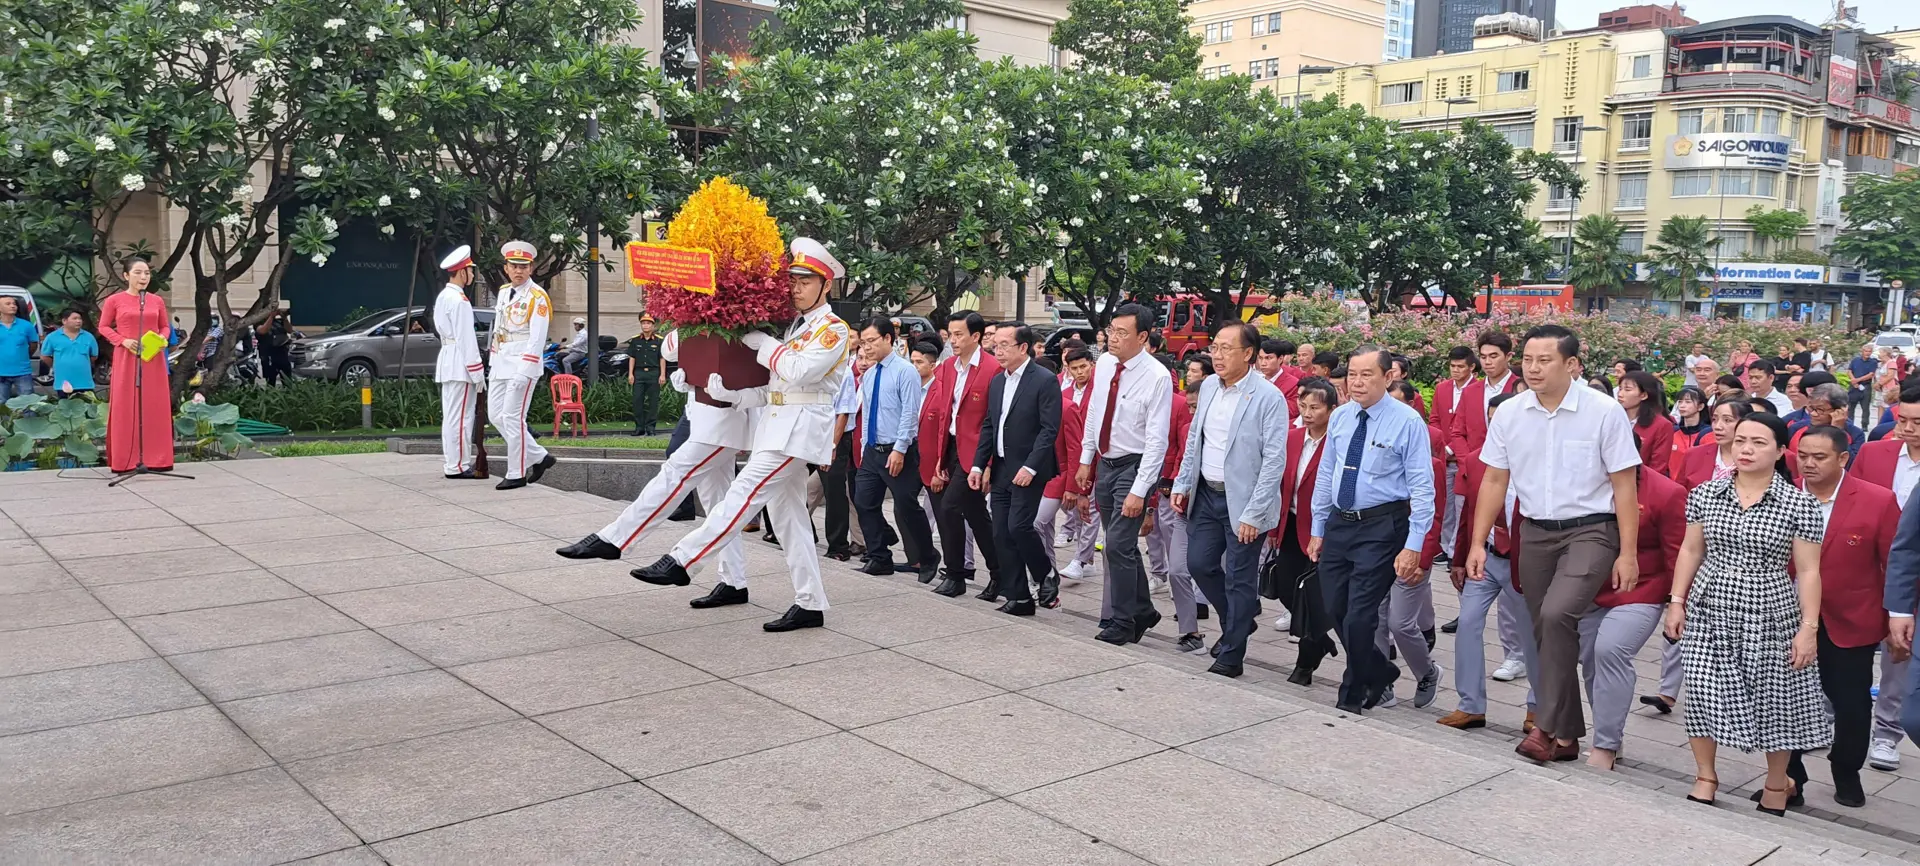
[1203,478,1226,493]
[1332,500,1410,522]
[1525,513,1616,532]
[1099,454,1142,466]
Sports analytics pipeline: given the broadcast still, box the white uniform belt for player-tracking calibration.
[768,391,833,406]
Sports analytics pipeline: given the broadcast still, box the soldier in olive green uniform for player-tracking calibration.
[627,313,665,435]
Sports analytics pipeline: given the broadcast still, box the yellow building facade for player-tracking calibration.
[1189,0,1396,85]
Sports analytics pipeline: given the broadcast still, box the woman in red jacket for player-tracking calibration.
[1579,460,1687,770]
[1277,378,1337,684]
[1619,371,1675,475]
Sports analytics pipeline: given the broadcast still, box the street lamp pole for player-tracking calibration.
[583,24,602,383]
[1442,96,1475,131]
[1295,65,1337,109]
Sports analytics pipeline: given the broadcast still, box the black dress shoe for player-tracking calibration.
[1131,609,1163,642]
[1210,640,1222,658]
[1287,667,1315,686]
[1335,702,1365,715]
[825,548,853,562]
[1095,626,1133,645]
[556,534,622,560]
[495,477,527,490]
[1423,628,1436,652]
[1036,572,1061,608]
[526,454,557,485]
[1441,617,1459,634]
[858,560,896,576]
[1833,773,1867,808]
[1362,683,1391,710]
[763,605,824,632]
[630,555,692,586]
[917,563,940,584]
[1207,661,1244,678]
[975,583,1001,602]
[445,468,487,480]
[690,582,750,608]
[998,599,1036,616]
[1099,618,1113,631]
[763,529,780,546]
[932,577,967,597]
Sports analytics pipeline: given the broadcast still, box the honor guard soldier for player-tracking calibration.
[628,313,665,435]
[433,245,487,479]
[633,237,851,632]
[555,328,750,606]
[486,240,557,490]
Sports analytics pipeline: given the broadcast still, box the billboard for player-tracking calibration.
[1663,133,1792,170]
[1828,55,1858,109]
[1475,284,1575,314]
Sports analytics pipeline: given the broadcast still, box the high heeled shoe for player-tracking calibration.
[1685,775,1719,805]
[1756,781,1797,816]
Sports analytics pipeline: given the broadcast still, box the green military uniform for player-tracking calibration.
[627,327,664,435]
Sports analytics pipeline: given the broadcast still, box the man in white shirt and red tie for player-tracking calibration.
[1466,324,1642,763]
[1077,304,1174,645]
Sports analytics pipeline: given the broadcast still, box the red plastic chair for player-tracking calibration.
[550,374,587,438]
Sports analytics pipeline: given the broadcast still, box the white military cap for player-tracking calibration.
[788,237,844,280]
[500,240,537,264]
[438,244,473,272]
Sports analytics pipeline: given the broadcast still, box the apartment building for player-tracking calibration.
[1272,13,1920,324]
[1189,0,1395,80]
[1411,0,1556,57]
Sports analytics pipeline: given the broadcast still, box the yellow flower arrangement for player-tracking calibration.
[666,176,782,273]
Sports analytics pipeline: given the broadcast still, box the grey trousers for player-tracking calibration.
[1440,462,1462,559]
[1146,495,1202,635]
[1094,455,1151,631]
[1454,552,1538,715]
[1376,579,1438,682]
[1060,496,1100,563]
[1657,638,1684,701]
[1579,603,1664,752]
[1877,647,1912,746]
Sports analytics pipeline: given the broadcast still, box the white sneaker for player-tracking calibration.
[1491,658,1527,682]
[1148,576,1169,595]
[1060,559,1085,583]
[1377,690,1400,709]
[1868,739,1902,772]
[1272,610,1292,632]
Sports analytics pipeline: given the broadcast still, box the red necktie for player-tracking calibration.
[1097,362,1124,456]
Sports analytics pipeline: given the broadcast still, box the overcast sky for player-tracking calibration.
[1553,0,1915,34]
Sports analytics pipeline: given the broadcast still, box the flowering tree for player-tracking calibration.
[1050,0,1202,83]
[1832,169,1920,286]
[713,29,1043,318]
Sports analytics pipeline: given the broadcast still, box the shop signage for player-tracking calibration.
[1713,263,1825,284]
[1664,133,1792,170]
[1829,55,1858,109]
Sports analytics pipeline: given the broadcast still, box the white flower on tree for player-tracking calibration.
[232,184,253,199]
[119,173,143,192]
[407,20,424,32]
[218,213,243,227]
[320,216,337,233]
[310,56,323,69]
[299,164,321,177]
[548,233,564,243]
[93,135,114,152]
[377,106,395,121]
[480,74,501,92]
[406,187,420,199]
[376,194,391,206]
[310,253,328,266]
[50,149,70,167]
[250,58,273,74]
[363,25,381,40]
[176,0,199,12]
[322,18,344,30]
[380,225,395,235]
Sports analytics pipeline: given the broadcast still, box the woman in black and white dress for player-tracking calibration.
[1666,412,1830,814]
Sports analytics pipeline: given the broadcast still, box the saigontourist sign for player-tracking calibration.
[1664,133,1792,170]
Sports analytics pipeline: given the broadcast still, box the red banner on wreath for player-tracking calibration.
[626,241,716,295]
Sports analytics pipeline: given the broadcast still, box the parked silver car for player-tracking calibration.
[291,306,494,386]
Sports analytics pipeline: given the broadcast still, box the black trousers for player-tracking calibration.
[854,444,934,568]
[263,346,292,384]
[1848,385,1873,430]
[989,473,1050,601]
[633,375,661,433]
[1788,628,1877,784]
[1275,514,1337,670]
[931,449,998,582]
[822,431,855,552]
[1318,507,1409,708]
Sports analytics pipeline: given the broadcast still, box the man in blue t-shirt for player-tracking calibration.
[1849,342,1881,429]
[0,295,39,401]
[40,309,99,397]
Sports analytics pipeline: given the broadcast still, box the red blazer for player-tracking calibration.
[1634,416,1675,477]
[1814,475,1900,648]
[1594,466,1685,607]
[1045,383,1092,498]
[917,352,995,487]
[1447,374,1522,461]
[1160,392,1193,482]
[1679,444,1722,492]
[1277,427,1327,550]
[1850,438,1904,492]
[1450,450,1525,593]
[1419,454,1446,570]
[1268,367,1300,421]
[1430,379,1470,450]
[1669,429,1710,480]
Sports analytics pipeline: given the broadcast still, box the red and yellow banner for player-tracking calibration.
[626,241,716,295]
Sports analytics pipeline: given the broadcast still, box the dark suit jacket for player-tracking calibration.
[974,362,1061,486]
[1888,489,1920,619]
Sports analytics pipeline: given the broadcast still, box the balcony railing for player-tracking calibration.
[1620,137,1650,150]
[1615,196,1647,210]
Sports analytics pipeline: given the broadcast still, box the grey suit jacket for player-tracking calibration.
[1171,372,1290,533]
[1887,490,1920,617]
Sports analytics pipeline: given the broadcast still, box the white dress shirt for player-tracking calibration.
[1078,350,1174,498]
[949,346,982,436]
[1200,375,1246,483]
[1292,433,1322,515]
[1480,381,1642,520]
[1805,474,1841,535]
[997,358,1027,459]
[1756,386,1793,416]
[1894,447,1920,508]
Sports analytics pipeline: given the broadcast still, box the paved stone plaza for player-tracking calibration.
[2,452,1918,864]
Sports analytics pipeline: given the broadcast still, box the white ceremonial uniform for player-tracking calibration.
[596,331,750,587]
[486,279,551,480]
[432,283,485,475]
[669,302,851,611]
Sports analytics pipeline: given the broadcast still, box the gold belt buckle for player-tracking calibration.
[769,392,786,406]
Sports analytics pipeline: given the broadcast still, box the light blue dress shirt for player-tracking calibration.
[856,352,923,452]
[1310,395,1436,550]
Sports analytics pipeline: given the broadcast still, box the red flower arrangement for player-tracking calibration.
[642,257,794,338]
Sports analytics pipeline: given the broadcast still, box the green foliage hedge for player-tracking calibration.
[209,377,682,432]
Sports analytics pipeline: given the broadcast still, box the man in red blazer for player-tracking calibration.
[1433,346,1476,561]
[917,311,1000,598]
[1580,463,1686,770]
[1446,330,1521,461]
[1038,347,1097,596]
[1850,387,1920,509]
[1259,338,1301,421]
[1786,427,1901,807]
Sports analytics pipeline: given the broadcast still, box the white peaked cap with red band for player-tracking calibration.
[439,244,473,272]
[788,237,844,280]
[500,240,537,264]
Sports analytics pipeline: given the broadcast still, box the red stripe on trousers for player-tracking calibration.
[455,383,469,469]
[516,380,535,477]
[621,445,727,549]
[687,457,793,567]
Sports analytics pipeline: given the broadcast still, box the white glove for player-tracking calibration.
[476,378,487,393]
[669,368,689,394]
[739,331,778,352]
[705,373,767,409]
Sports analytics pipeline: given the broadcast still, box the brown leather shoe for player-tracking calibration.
[1522,711,1536,733]
[1436,711,1486,729]
[1515,728,1556,762]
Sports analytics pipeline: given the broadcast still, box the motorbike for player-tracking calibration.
[543,338,626,381]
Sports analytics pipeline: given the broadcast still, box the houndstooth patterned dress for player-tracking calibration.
[1679,474,1833,753]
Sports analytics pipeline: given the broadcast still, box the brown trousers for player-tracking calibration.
[1517,519,1620,740]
